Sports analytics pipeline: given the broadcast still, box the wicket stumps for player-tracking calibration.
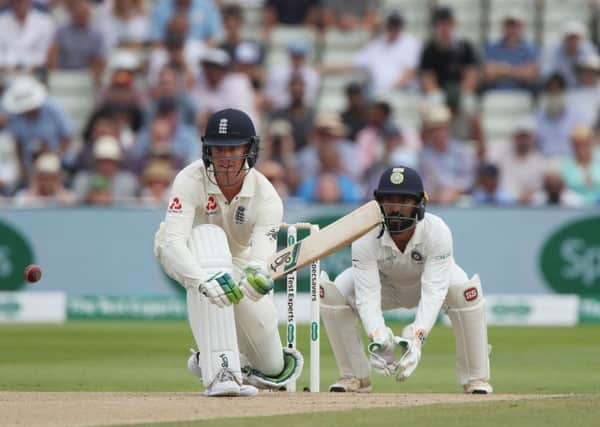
[281,223,320,393]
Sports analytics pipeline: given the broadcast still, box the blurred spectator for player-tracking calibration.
[530,163,584,206]
[95,0,149,50]
[561,125,600,205]
[232,42,267,118]
[13,152,75,206]
[0,112,20,195]
[541,20,598,88]
[470,163,515,205]
[352,11,420,96]
[567,54,600,126]
[535,73,582,157]
[138,159,174,206]
[270,73,315,151]
[2,75,73,177]
[263,0,320,35]
[97,50,148,111]
[148,65,196,126]
[256,159,291,200]
[340,82,368,141]
[0,0,55,71]
[72,136,137,203]
[487,117,546,204]
[193,48,257,128]
[296,112,357,183]
[147,31,199,88]
[265,40,320,110]
[419,6,478,113]
[47,0,105,84]
[133,97,198,169]
[321,0,377,33]
[297,171,362,204]
[149,0,223,44]
[220,4,265,68]
[355,101,394,176]
[482,13,538,93]
[418,104,476,205]
[75,104,122,171]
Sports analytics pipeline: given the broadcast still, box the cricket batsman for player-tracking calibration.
[154,108,302,397]
[320,166,493,394]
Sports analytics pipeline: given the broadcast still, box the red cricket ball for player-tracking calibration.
[24,264,42,283]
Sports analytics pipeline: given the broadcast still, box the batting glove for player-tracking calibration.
[199,271,243,307]
[367,326,400,376]
[239,262,274,301]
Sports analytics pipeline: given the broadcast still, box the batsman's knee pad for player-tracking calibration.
[187,225,240,386]
[320,271,371,380]
[242,347,304,389]
[445,274,490,385]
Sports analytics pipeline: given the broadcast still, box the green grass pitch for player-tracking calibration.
[1,322,599,426]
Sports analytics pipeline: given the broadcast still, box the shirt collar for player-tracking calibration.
[381,218,426,252]
[205,166,256,198]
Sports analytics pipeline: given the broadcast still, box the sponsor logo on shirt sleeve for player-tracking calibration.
[168,197,182,213]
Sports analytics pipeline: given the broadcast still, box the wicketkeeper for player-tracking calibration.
[321,166,493,394]
[154,109,302,397]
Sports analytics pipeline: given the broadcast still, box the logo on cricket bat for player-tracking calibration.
[270,242,302,273]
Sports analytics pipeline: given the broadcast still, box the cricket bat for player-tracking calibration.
[267,200,383,279]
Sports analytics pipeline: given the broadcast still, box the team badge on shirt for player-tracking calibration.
[410,250,424,263]
[205,196,218,215]
[234,206,246,224]
[168,197,182,213]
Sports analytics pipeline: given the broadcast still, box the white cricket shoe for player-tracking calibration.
[463,380,493,394]
[204,368,242,397]
[329,376,372,393]
[188,350,258,397]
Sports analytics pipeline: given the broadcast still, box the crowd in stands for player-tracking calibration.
[0,0,600,208]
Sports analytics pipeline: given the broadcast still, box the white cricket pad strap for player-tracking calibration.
[444,274,490,385]
[187,224,241,385]
[320,271,371,380]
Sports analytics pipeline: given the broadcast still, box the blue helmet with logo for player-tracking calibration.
[201,108,260,168]
[374,166,427,233]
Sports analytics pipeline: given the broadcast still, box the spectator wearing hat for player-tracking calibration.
[418,104,476,205]
[567,54,600,126]
[13,152,75,207]
[340,82,368,141]
[149,0,223,44]
[321,0,378,33]
[561,125,600,205]
[47,0,106,85]
[0,0,55,72]
[296,112,357,184]
[72,136,137,203]
[486,116,546,204]
[232,42,268,117]
[264,40,320,111]
[96,49,148,111]
[351,10,421,96]
[138,159,174,206]
[193,48,258,129]
[270,72,316,151]
[530,161,584,207]
[94,0,149,50]
[535,73,582,157]
[482,12,538,93]
[2,75,73,178]
[470,163,515,205]
[541,20,598,87]
[418,6,478,113]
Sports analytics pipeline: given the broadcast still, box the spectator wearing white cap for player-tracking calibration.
[95,0,149,51]
[13,152,75,207]
[418,104,476,205]
[482,12,538,93]
[486,116,547,204]
[97,50,148,110]
[0,0,55,71]
[138,159,174,206]
[192,48,258,129]
[2,75,73,178]
[264,40,320,111]
[540,20,598,87]
[71,136,137,203]
[567,54,600,126]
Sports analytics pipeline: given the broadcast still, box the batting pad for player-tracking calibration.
[187,224,241,385]
[445,274,490,385]
[320,271,371,380]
